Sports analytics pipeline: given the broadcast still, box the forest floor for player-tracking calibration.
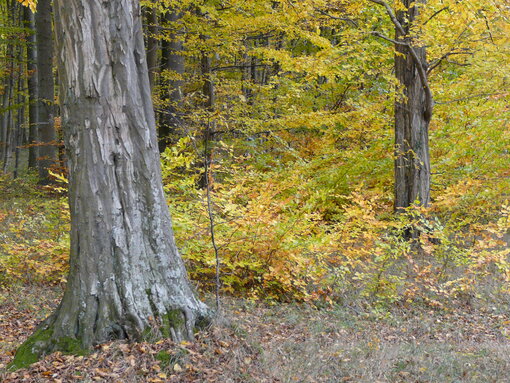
[2,286,510,383]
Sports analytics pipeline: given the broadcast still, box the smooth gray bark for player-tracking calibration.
[394,0,432,210]
[35,0,57,183]
[13,0,210,363]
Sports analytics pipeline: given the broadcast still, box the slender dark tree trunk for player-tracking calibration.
[159,10,185,152]
[13,80,24,178]
[1,44,14,173]
[0,74,12,168]
[241,42,252,102]
[201,54,215,111]
[35,0,57,183]
[394,0,432,210]
[24,6,38,170]
[197,51,216,190]
[10,0,210,369]
[250,42,257,92]
[144,3,158,90]
[200,48,219,306]
[14,43,24,179]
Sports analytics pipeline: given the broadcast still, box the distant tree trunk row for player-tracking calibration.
[1,0,19,174]
[0,0,57,183]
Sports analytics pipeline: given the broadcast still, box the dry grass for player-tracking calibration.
[2,287,510,382]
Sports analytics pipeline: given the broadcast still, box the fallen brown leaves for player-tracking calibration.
[1,322,272,382]
[2,288,510,382]
[0,288,274,382]
[0,286,60,369]
[1,326,269,383]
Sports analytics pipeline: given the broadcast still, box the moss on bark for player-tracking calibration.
[142,308,192,341]
[8,326,90,371]
[8,306,211,371]
[7,328,53,370]
[161,309,185,338]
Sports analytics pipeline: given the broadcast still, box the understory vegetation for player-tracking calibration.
[2,101,510,379]
[2,131,510,308]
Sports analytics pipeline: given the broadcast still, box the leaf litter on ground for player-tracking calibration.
[2,287,510,382]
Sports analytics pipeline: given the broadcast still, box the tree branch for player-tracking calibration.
[428,49,472,73]
[370,31,408,46]
[423,6,449,25]
[315,8,359,27]
[212,64,267,72]
[436,92,507,105]
[367,0,406,36]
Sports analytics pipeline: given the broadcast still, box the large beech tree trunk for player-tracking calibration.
[12,0,210,368]
[394,0,431,210]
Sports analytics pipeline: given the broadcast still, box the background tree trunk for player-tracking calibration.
[159,11,185,152]
[11,0,210,368]
[35,0,57,183]
[0,78,9,165]
[24,6,38,170]
[13,40,25,179]
[144,3,158,90]
[1,43,14,173]
[394,0,431,210]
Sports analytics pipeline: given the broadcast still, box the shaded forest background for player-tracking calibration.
[0,0,510,308]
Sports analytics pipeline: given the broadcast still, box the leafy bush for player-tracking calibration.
[161,135,510,305]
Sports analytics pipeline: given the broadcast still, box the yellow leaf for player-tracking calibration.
[173,363,183,372]
[17,0,36,12]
